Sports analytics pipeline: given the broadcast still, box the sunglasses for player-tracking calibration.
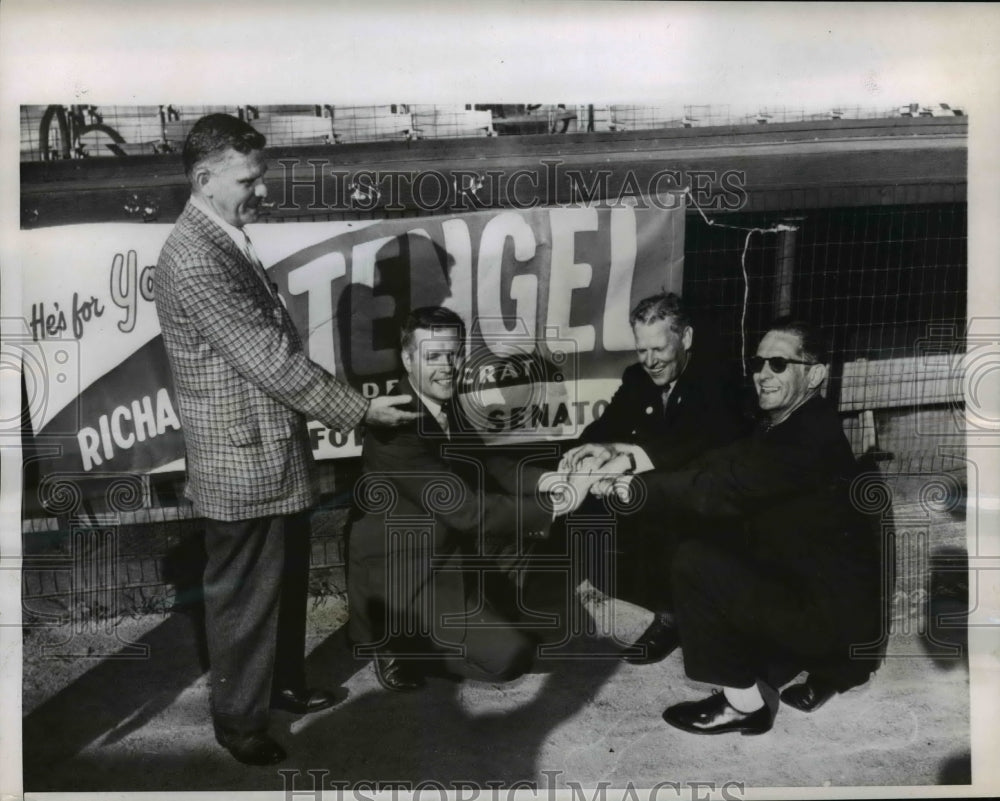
[748,356,816,374]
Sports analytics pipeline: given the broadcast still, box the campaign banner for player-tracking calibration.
[20,202,684,475]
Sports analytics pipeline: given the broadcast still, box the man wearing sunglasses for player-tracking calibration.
[577,318,883,734]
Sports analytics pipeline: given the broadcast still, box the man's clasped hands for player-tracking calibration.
[539,441,645,516]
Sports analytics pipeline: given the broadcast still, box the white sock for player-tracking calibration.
[723,684,765,713]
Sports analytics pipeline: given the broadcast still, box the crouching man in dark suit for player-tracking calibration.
[348,307,558,691]
[561,292,747,664]
[580,318,884,734]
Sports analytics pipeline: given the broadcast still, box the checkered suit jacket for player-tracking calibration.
[154,200,369,521]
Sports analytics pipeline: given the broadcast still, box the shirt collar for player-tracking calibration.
[190,193,249,252]
[413,390,445,420]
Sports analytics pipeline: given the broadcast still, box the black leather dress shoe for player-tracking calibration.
[621,618,679,664]
[271,686,341,714]
[780,675,837,713]
[662,690,774,735]
[214,727,286,765]
[373,654,425,692]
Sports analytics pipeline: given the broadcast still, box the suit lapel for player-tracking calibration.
[179,200,302,343]
[665,383,682,412]
[665,350,700,415]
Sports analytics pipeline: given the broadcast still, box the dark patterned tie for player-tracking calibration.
[661,385,673,416]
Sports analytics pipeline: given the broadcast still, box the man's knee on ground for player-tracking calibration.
[463,627,534,682]
[491,642,533,682]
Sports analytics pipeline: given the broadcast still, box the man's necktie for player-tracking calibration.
[434,406,450,438]
[661,385,674,416]
[241,230,276,296]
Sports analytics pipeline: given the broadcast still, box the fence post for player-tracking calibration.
[773,216,803,316]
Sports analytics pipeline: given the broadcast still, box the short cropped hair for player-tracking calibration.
[400,306,467,353]
[767,316,829,364]
[182,113,266,179]
[628,292,691,332]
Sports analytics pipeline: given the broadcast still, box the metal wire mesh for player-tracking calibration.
[683,202,967,468]
[20,102,964,161]
[21,490,352,620]
[683,205,966,361]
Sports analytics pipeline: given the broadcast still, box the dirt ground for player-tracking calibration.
[19,475,975,795]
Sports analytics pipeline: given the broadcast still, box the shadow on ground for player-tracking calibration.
[23,609,208,785]
[23,572,626,791]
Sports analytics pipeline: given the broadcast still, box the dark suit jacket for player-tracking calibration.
[154,201,368,520]
[637,395,883,655]
[578,348,747,471]
[347,377,553,647]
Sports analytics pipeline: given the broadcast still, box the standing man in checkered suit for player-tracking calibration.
[154,113,417,765]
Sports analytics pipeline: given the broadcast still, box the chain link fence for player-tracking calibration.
[19,102,965,161]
